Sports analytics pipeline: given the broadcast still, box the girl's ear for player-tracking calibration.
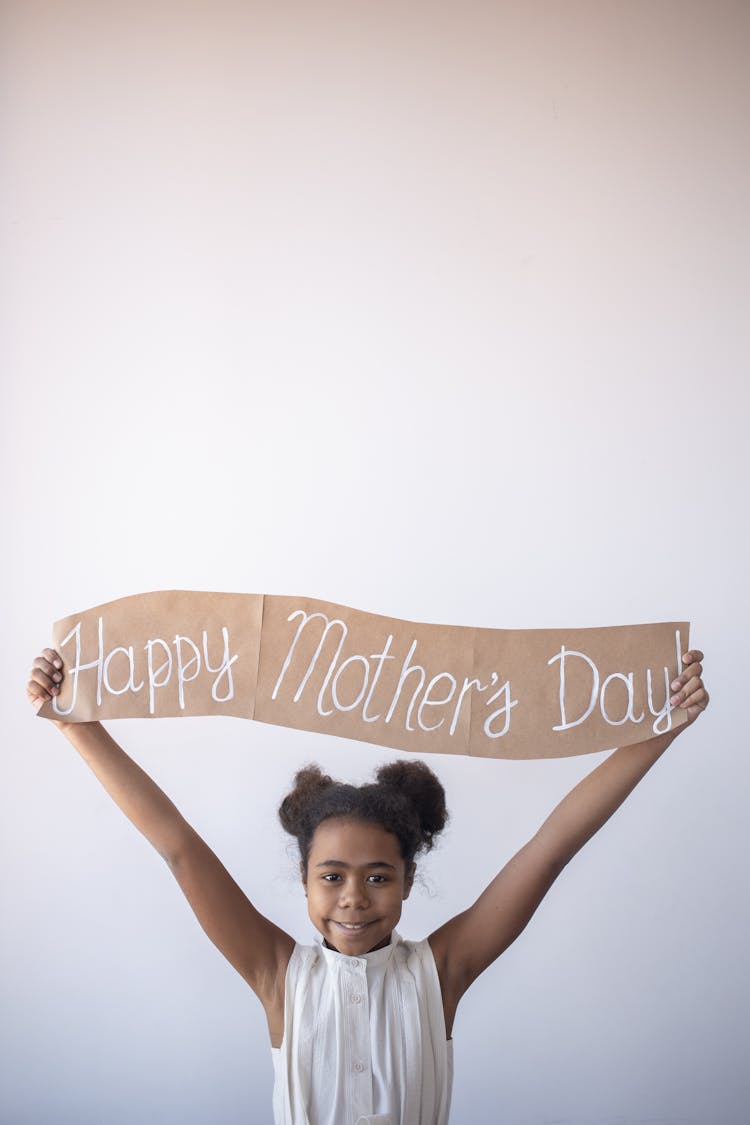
[403,862,416,900]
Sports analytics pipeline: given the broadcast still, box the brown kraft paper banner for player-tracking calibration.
[38,590,690,760]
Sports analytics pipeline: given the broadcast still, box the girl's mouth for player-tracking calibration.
[329,920,374,932]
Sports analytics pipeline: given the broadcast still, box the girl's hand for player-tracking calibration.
[670,649,709,726]
[27,647,64,713]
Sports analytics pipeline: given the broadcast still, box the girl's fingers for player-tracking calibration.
[671,662,702,693]
[684,688,709,724]
[27,649,65,706]
[683,685,708,709]
[670,673,703,707]
[671,650,704,694]
[33,656,63,683]
[28,667,58,698]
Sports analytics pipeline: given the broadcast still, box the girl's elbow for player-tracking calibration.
[159,820,196,869]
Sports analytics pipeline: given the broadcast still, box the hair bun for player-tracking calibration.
[278,764,335,837]
[278,758,449,872]
[375,759,448,852]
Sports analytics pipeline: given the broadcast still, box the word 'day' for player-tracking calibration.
[547,629,683,738]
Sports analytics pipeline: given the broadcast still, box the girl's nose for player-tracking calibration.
[339,879,369,909]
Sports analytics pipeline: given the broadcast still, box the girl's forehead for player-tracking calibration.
[308,817,403,864]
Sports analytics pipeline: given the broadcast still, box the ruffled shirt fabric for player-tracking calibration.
[271,931,453,1125]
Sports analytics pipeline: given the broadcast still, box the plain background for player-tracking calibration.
[2,2,748,1122]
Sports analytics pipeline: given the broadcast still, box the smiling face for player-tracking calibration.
[303,817,415,954]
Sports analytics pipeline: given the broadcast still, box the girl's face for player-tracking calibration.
[303,817,415,955]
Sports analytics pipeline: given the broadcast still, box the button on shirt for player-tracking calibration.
[271,931,453,1125]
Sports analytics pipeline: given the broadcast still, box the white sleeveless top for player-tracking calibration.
[271,931,453,1125]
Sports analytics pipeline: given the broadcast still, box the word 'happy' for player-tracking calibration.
[53,618,237,715]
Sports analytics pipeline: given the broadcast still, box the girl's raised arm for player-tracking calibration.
[27,648,294,1030]
[430,650,708,1029]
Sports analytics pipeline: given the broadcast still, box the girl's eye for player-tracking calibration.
[319,873,387,884]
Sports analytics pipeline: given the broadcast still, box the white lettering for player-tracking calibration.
[417,672,457,732]
[599,671,644,727]
[483,681,519,738]
[202,627,238,703]
[175,635,201,710]
[385,640,425,731]
[548,646,599,731]
[331,655,370,712]
[272,611,348,718]
[449,672,498,737]
[52,618,105,716]
[361,636,394,723]
[52,622,83,717]
[103,645,144,697]
[145,638,172,714]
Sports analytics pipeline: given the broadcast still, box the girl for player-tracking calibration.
[27,646,708,1125]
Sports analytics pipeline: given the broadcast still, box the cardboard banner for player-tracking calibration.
[39,590,689,760]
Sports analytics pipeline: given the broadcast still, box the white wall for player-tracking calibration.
[2,2,748,1122]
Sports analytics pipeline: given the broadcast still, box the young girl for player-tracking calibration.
[27,645,708,1125]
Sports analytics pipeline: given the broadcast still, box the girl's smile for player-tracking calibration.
[303,818,415,954]
[330,920,374,929]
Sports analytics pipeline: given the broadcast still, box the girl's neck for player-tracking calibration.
[322,931,393,955]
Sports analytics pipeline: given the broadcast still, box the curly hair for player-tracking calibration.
[278,759,449,875]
